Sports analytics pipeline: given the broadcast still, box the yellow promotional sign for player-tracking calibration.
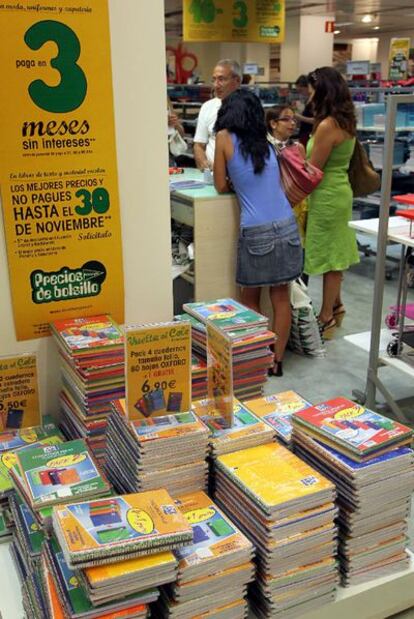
[207,322,234,427]
[0,354,40,430]
[125,322,192,420]
[388,38,411,80]
[0,1,124,341]
[183,0,285,43]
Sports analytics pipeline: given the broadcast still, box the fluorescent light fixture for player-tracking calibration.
[335,21,353,26]
[334,29,341,34]
[362,14,373,23]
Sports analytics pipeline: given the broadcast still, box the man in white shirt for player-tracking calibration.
[193,59,241,170]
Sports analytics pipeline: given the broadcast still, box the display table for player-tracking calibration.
[349,216,414,248]
[170,169,239,301]
[1,540,413,618]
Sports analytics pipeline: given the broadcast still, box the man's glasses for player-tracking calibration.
[211,75,236,84]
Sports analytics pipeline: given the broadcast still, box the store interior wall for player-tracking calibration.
[0,0,173,417]
[166,37,272,83]
[351,38,379,63]
[376,29,414,77]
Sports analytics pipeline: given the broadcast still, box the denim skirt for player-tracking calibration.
[236,216,303,287]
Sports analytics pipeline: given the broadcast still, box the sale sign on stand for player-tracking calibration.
[0,354,40,430]
[0,1,124,340]
[124,322,192,420]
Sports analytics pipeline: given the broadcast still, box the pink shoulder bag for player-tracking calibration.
[275,143,324,205]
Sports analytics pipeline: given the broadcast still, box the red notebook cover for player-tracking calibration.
[293,397,412,455]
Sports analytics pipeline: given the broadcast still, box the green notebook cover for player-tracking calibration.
[182,299,267,330]
[13,438,109,508]
[0,433,64,494]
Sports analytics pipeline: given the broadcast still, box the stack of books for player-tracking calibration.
[80,548,178,606]
[50,314,125,464]
[192,398,275,457]
[0,421,63,542]
[9,438,111,527]
[191,354,208,399]
[105,399,209,496]
[244,390,312,446]
[52,490,193,568]
[176,298,275,400]
[16,489,191,618]
[154,490,254,618]
[43,536,159,618]
[215,443,338,618]
[25,489,194,618]
[292,397,414,585]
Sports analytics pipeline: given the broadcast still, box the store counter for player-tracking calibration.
[170,168,239,301]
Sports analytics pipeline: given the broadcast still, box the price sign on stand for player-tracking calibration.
[0,354,40,430]
[183,0,285,44]
[124,322,192,420]
[206,322,234,428]
[0,1,124,340]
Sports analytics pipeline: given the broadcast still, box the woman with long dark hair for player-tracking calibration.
[305,67,359,339]
[214,89,303,376]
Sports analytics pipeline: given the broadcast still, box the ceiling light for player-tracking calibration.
[362,14,373,23]
[372,25,380,30]
[334,29,341,34]
[335,21,353,27]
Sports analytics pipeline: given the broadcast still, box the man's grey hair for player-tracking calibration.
[216,59,242,79]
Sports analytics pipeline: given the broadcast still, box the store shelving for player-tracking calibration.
[345,329,414,379]
[347,94,414,422]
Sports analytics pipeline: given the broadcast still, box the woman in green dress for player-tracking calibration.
[305,67,360,339]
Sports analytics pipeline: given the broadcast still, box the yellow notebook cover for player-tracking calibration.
[175,490,253,570]
[85,550,176,585]
[245,391,310,417]
[216,443,334,511]
[53,489,192,557]
[244,391,311,442]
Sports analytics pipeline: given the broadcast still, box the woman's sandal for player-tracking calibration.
[268,360,283,377]
[333,304,346,328]
[318,317,337,341]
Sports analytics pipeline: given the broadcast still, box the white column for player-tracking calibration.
[0,0,173,415]
[280,15,300,82]
[298,15,335,75]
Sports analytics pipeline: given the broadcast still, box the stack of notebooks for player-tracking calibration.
[191,354,208,399]
[154,490,254,619]
[50,314,125,464]
[214,443,338,618]
[12,531,159,619]
[9,438,111,527]
[175,298,275,400]
[52,489,193,568]
[104,399,209,497]
[192,398,275,457]
[292,397,414,586]
[244,390,311,447]
[0,421,64,542]
[14,489,192,618]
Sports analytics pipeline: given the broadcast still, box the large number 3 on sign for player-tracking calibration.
[24,20,87,113]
